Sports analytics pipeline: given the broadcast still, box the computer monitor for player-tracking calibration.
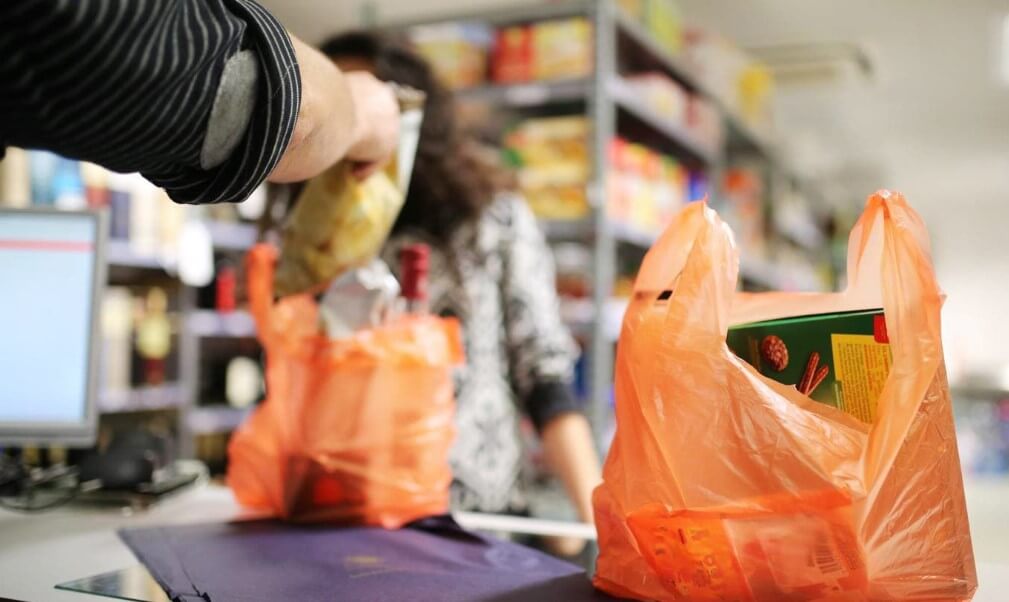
[0,207,106,446]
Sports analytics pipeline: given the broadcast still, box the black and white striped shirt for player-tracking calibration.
[0,0,300,204]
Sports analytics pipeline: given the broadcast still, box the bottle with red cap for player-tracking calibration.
[399,243,430,315]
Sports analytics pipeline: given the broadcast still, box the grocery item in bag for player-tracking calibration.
[593,191,975,601]
[726,308,891,423]
[227,244,463,527]
[317,258,400,339]
[273,87,424,296]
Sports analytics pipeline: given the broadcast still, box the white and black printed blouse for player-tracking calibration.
[383,195,582,514]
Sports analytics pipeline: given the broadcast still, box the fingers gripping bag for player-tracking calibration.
[227,244,463,528]
[593,191,976,601]
[272,86,425,297]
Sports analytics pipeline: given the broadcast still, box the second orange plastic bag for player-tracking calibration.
[227,244,463,528]
[593,191,976,601]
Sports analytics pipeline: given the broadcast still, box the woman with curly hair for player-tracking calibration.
[320,31,601,554]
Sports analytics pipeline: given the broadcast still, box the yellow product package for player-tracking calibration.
[273,88,424,297]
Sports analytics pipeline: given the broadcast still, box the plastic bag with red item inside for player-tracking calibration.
[227,244,463,528]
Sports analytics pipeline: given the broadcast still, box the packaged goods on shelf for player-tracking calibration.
[616,0,685,55]
[80,162,110,208]
[607,138,688,235]
[552,242,593,299]
[100,286,180,392]
[136,287,173,385]
[523,185,589,220]
[27,150,90,209]
[8,153,192,261]
[685,29,773,134]
[643,0,684,55]
[718,167,766,258]
[617,0,645,21]
[28,151,58,205]
[410,23,493,89]
[0,147,30,207]
[492,18,593,83]
[617,0,684,55]
[533,18,593,80]
[738,63,773,132]
[623,73,689,125]
[492,24,533,83]
[101,287,135,394]
[685,94,725,150]
[504,115,591,220]
[687,170,710,203]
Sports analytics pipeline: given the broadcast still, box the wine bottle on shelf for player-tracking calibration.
[136,287,172,386]
[399,243,429,315]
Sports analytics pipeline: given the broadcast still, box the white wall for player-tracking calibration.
[891,150,1009,385]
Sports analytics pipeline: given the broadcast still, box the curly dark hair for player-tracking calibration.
[320,31,510,243]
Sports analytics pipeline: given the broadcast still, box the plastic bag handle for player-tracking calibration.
[247,243,281,348]
[638,193,943,486]
[849,192,945,485]
[631,202,738,345]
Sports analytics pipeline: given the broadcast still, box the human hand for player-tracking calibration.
[544,534,589,558]
[344,71,400,179]
[268,36,400,184]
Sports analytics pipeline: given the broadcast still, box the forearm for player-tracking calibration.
[267,35,357,183]
[0,0,300,204]
[540,412,602,523]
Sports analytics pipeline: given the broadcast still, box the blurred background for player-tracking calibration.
[2,0,1006,563]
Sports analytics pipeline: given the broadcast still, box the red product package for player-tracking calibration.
[492,25,533,83]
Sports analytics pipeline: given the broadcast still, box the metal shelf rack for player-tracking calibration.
[376,0,827,444]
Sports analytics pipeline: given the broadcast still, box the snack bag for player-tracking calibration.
[227,244,463,528]
[593,191,976,601]
[273,88,424,296]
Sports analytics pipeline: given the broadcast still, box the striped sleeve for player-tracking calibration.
[0,0,300,204]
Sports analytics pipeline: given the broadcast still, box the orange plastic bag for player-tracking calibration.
[593,191,976,601]
[227,244,463,528]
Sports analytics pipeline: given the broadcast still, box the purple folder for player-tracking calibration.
[119,516,623,602]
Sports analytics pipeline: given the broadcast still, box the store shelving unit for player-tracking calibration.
[0,180,264,464]
[104,225,261,460]
[186,309,257,339]
[0,0,832,470]
[378,0,830,443]
[97,383,188,414]
[187,406,254,436]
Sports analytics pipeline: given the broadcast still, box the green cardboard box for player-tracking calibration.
[725,309,891,424]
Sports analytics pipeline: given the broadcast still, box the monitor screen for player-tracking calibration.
[0,208,105,445]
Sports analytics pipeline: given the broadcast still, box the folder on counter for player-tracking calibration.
[119,516,617,602]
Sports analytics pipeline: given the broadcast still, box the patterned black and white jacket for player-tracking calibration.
[383,195,582,513]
